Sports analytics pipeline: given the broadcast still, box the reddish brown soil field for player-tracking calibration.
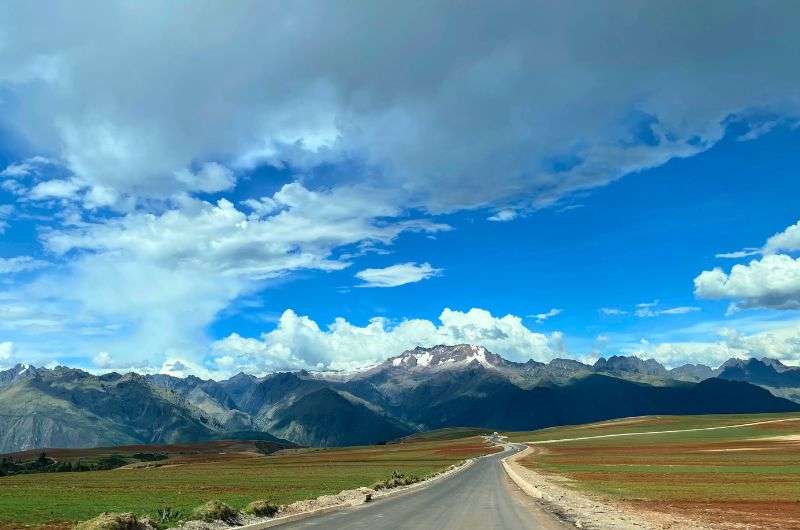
[518,417,800,528]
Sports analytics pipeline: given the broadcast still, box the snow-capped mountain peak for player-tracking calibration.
[385,344,501,371]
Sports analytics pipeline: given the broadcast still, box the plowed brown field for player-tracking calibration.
[515,413,800,528]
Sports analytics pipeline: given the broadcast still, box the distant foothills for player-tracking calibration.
[1,344,799,453]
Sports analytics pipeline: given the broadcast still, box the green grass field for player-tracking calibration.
[509,413,800,528]
[504,412,800,443]
[0,436,498,529]
[394,427,494,443]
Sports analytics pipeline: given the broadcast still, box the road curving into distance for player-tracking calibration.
[271,443,566,530]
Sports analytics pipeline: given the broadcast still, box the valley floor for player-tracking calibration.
[4,413,799,529]
[0,437,499,529]
[506,413,800,529]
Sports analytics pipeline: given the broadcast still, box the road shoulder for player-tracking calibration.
[501,466,572,530]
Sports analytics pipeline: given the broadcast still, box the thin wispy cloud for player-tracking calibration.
[0,256,48,274]
[635,301,701,318]
[355,262,442,288]
[715,249,760,259]
[601,303,700,318]
[530,308,563,323]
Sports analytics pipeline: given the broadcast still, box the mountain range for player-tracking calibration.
[1,344,799,453]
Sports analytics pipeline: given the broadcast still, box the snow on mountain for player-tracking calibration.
[384,344,500,371]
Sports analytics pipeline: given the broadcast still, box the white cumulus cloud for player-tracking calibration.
[629,320,800,368]
[43,183,448,279]
[7,183,448,364]
[28,179,83,200]
[488,209,517,222]
[0,341,13,365]
[174,162,236,194]
[92,351,113,368]
[694,254,800,311]
[764,219,800,254]
[211,307,562,374]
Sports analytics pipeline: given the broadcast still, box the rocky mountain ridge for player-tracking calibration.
[1,345,799,453]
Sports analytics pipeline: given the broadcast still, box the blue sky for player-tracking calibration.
[210,123,800,354]
[1,2,800,376]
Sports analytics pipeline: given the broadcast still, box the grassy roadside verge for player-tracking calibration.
[0,436,499,529]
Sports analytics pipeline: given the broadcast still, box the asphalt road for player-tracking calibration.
[274,444,567,530]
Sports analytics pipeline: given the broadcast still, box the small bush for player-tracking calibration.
[132,453,168,462]
[153,506,186,527]
[73,512,154,530]
[244,500,280,518]
[94,455,129,470]
[191,500,238,523]
[370,470,423,491]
